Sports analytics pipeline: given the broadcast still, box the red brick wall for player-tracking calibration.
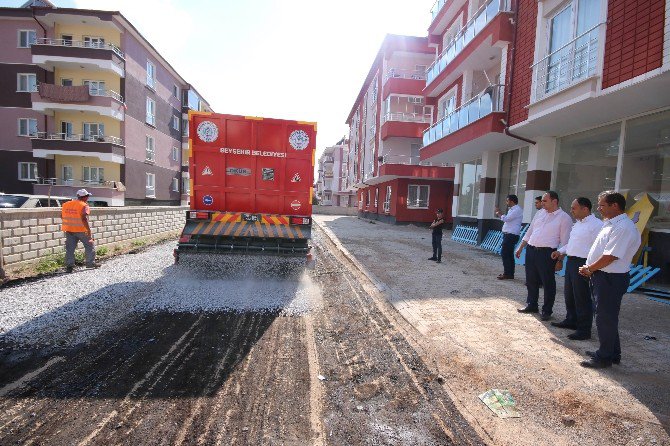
[508,0,538,126]
[602,0,666,88]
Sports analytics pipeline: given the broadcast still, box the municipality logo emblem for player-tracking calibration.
[197,121,218,143]
[201,165,213,176]
[291,173,302,183]
[289,130,309,151]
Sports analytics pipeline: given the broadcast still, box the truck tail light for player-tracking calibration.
[290,217,311,225]
[189,211,210,220]
[179,234,191,243]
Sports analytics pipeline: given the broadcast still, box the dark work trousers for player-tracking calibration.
[525,245,557,314]
[591,271,630,362]
[432,231,443,261]
[564,256,593,334]
[501,233,519,277]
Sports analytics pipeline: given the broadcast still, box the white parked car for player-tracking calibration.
[0,194,72,209]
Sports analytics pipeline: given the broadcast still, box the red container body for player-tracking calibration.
[189,112,316,217]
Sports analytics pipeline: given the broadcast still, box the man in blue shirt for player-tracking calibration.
[495,194,523,280]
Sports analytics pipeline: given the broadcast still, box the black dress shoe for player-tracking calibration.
[580,358,612,368]
[517,306,539,313]
[428,257,437,261]
[586,351,620,364]
[567,332,591,340]
[551,320,577,329]
[436,259,442,263]
[497,274,514,280]
[540,313,552,321]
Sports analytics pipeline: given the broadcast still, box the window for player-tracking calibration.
[146,98,156,126]
[61,121,73,138]
[146,173,156,197]
[408,185,430,208]
[171,178,179,192]
[172,84,179,98]
[61,35,73,46]
[18,30,36,48]
[145,135,155,162]
[83,36,105,48]
[18,162,37,181]
[83,123,104,140]
[172,116,179,131]
[182,178,190,194]
[18,118,37,137]
[438,94,456,119]
[62,165,73,184]
[17,73,37,92]
[172,146,178,161]
[374,188,379,207]
[146,61,156,88]
[497,147,529,208]
[83,80,106,95]
[458,158,482,216]
[410,143,421,164]
[61,78,73,87]
[367,190,371,206]
[384,186,392,213]
[82,166,104,183]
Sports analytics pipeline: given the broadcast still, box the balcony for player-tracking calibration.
[360,152,454,186]
[31,133,125,164]
[383,68,427,99]
[381,112,432,140]
[323,156,334,163]
[33,178,125,205]
[421,84,520,164]
[31,38,125,77]
[32,84,125,120]
[531,24,604,103]
[425,0,512,96]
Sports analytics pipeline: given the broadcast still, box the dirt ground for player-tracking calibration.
[0,228,483,445]
[315,215,670,446]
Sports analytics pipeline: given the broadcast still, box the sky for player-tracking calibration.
[8,0,434,159]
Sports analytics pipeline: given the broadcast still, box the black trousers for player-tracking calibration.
[432,232,443,260]
[591,271,630,362]
[501,233,519,277]
[564,256,593,334]
[525,245,557,314]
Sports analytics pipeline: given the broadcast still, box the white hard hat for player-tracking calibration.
[76,189,92,197]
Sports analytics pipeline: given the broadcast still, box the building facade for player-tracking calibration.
[315,138,355,206]
[345,34,455,225]
[0,2,212,206]
[421,0,670,281]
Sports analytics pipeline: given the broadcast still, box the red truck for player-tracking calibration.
[175,112,316,264]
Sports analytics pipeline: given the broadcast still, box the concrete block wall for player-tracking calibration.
[313,205,358,216]
[0,206,187,267]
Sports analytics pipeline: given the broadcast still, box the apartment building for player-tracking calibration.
[315,138,354,206]
[421,0,670,281]
[0,1,212,206]
[345,34,455,225]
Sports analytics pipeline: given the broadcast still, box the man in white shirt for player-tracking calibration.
[515,191,573,320]
[550,197,602,340]
[578,191,641,369]
[495,194,523,280]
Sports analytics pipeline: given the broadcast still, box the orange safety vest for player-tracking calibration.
[61,200,89,233]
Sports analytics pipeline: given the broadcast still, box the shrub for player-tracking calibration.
[96,246,109,256]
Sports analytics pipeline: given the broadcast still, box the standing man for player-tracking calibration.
[61,189,100,273]
[534,196,544,214]
[579,191,640,368]
[495,194,523,280]
[515,191,572,320]
[550,198,602,340]
[428,208,445,264]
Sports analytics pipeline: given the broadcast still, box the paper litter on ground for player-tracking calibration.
[479,389,521,418]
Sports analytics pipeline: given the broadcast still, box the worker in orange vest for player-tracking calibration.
[61,189,100,273]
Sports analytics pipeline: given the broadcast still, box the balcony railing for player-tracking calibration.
[36,83,124,104]
[34,38,124,59]
[323,156,334,163]
[380,154,448,167]
[430,0,449,21]
[32,132,124,146]
[383,68,427,83]
[423,84,505,147]
[382,112,433,124]
[37,177,122,189]
[531,23,604,102]
[91,89,124,103]
[426,0,510,85]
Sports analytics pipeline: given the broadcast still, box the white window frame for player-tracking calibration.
[83,80,106,96]
[17,73,37,92]
[374,188,379,207]
[146,173,156,197]
[145,135,155,162]
[172,115,179,131]
[18,162,38,181]
[172,146,178,161]
[407,184,430,209]
[146,97,156,126]
[146,60,156,89]
[62,165,73,184]
[182,178,190,194]
[83,36,105,48]
[172,84,179,98]
[18,30,37,48]
[83,122,104,140]
[18,118,38,137]
[82,166,104,184]
[384,185,392,213]
[61,78,73,86]
[367,189,371,207]
[171,177,179,192]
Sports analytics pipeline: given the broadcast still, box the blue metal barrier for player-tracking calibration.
[480,230,504,253]
[514,225,529,265]
[451,225,479,246]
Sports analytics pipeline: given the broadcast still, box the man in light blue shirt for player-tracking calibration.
[495,194,523,280]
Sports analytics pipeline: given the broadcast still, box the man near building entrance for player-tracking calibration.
[61,189,100,273]
[550,197,602,340]
[578,191,641,368]
[515,191,572,320]
[495,194,523,280]
[428,209,445,264]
